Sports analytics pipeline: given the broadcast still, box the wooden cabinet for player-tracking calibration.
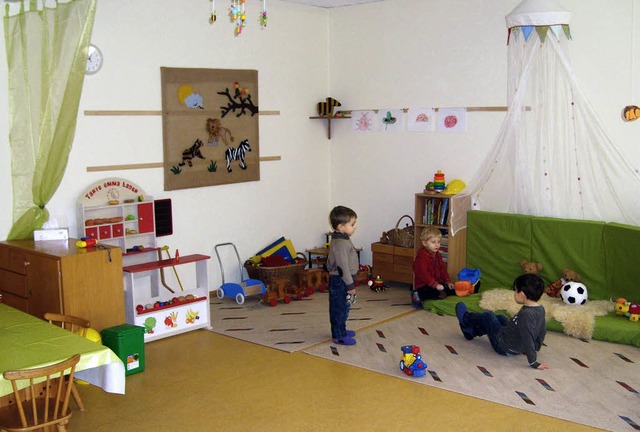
[371,242,414,284]
[0,239,125,331]
[414,192,467,281]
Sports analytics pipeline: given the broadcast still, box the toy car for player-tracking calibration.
[399,345,428,377]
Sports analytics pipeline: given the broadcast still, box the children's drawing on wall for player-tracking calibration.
[437,107,467,133]
[379,109,403,132]
[407,108,435,132]
[351,110,377,132]
[161,67,260,191]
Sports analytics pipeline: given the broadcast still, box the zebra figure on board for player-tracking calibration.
[225,139,251,173]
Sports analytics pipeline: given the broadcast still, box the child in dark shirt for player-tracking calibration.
[455,273,549,369]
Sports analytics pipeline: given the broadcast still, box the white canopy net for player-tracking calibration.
[450,0,640,234]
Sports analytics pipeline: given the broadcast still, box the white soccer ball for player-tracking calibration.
[560,281,588,305]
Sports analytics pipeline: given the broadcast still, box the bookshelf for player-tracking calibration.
[414,191,467,281]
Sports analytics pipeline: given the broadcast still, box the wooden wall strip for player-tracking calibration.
[86,156,281,172]
[83,110,280,116]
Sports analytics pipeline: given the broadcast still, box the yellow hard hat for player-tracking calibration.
[444,179,466,195]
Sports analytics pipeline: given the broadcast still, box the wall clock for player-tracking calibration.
[86,44,103,75]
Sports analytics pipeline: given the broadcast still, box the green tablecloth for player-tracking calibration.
[0,303,125,397]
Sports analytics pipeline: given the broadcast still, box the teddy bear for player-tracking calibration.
[519,260,542,275]
[545,268,581,297]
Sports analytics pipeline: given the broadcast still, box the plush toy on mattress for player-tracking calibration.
[545,268,581,298]
[519,260,542,275]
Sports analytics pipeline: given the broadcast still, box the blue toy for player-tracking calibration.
[399,345,428,377]
[215,243,266,305]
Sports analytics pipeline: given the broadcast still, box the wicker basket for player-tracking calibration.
[244,253,308,286]
[386,215,415,248]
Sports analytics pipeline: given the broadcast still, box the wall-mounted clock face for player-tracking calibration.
[86,44,103,75]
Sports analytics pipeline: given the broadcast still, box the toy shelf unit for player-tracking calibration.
[122,254,211,342]
[78,200,156,253]
[77,178,163,266]
[414,192,467,281]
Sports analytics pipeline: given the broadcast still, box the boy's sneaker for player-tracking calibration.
[346,329,356,337]
[411,290,422,309]
[332,336,357,345]
[455,302,474,340]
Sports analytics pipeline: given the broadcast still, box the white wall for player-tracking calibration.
[0,0,333,287]
[327,0,640,265]
[1,0,638,285]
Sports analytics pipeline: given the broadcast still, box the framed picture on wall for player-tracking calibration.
[161,67,260,191]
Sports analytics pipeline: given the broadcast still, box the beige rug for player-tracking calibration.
[304,310,640,432]
[209,284,414,352]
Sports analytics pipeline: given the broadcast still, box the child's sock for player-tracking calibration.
[411,290,422,309]
[455,302,474,340]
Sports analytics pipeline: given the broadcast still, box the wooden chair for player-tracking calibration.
[0,354,80,432]
[43,313,91,412]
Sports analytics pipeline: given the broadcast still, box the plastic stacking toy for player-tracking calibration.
[434,170,446,193]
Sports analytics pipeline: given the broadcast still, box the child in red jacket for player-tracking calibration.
[411,226,455,308]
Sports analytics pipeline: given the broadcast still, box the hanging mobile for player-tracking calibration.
[260,0,268,28]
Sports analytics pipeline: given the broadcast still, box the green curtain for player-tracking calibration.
[3,0,96,240]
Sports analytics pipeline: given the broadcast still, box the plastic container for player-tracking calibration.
[101,324,145,376]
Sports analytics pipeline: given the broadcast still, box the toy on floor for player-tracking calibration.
[214,242,266,305]
[368,275,388,292]
[560,281,588,305]
[614,298,640,322]
[545,268,581,297]
[399,345,428,377]
[354,264,371,287]
[301,268,329,293]
[456,268,481,296]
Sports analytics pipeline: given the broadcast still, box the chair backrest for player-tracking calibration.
[44,312,91,337]
[1,354,81,430]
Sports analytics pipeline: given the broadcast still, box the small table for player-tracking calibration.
[306,247,363,268]
[0,303,125,398]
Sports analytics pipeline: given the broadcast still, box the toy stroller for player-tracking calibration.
[214,243,266,305]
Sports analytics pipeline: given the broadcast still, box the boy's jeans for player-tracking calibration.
[329,275,350,339]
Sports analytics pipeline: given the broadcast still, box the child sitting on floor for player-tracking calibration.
[455,273,550,370]
[411,226,455,308]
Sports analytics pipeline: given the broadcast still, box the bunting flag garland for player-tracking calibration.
[508,24,571,44]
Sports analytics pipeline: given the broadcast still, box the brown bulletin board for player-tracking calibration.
[161,67,260,191]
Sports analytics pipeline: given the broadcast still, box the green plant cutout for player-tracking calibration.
[207,160,218,172]
[170,165,182,174]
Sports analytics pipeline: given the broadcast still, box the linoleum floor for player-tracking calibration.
[69,329,599,431]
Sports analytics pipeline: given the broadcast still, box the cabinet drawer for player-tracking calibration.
[98,225,112,239]
[112,223,124,237]
[394,255,413,268]
[0,290,29,312]
[0,248,27,274]
[394,263,414,276]
[85,227,98,239]
[0,269,28,297]
[373,253,393,266]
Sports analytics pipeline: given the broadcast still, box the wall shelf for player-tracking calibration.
[309,115,351,140]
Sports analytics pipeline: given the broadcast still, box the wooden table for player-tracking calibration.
[0,303,125,398]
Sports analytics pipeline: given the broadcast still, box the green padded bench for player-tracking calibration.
[423,211,640,347]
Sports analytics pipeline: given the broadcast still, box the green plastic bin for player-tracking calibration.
[101,324,145,376]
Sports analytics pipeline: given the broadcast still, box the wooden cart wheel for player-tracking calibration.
[296,292,303,300]
[305,287,314,297]
[235,293,245,305]
[269,298,277,307]
[284,296,292,304]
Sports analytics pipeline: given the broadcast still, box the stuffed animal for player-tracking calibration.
[519,260,542,275]
[614,298,640,322]
[545,268,581,297]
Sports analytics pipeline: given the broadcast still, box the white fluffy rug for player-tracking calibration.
[479,289,613,340]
